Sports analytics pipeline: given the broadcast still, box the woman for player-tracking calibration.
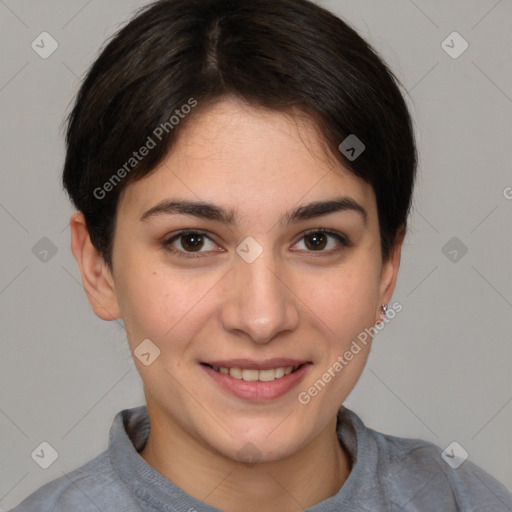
[11,0,511,510]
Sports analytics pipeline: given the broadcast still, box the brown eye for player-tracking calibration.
[292,229,349,254]
[180,233,205,252]
[304,232,328,250]
[163,230,219,258]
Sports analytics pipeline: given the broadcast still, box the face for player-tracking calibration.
[90,98,400,463]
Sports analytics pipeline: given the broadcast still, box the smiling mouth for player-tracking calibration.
[201,363,308,382]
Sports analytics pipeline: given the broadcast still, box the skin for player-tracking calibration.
[70,97,404,512]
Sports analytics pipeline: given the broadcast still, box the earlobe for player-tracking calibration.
[69,211,122,321]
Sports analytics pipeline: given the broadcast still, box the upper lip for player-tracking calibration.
[201,358,311,370]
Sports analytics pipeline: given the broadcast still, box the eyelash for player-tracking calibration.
[162,228,350,259]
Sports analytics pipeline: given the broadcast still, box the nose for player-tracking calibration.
[220,249,300,344]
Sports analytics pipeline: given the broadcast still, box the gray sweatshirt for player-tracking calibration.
[10,405,512,511]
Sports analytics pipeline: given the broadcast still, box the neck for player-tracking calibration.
[139,401,351,512]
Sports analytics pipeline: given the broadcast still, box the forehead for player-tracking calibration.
[118,98,376,223]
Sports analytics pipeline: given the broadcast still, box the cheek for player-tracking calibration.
[299,258,381,331]
[115,259,220,346]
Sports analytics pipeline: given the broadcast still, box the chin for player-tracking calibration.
[205,416,312,464]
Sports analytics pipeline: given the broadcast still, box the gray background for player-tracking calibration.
[0,0,511,508]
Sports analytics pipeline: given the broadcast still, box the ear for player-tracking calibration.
[69,211,121,321]
[375,225,405,323]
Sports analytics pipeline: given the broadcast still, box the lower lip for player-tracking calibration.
[201,364,311,402]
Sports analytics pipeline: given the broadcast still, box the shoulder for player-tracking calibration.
[373,429,512,510]
[9,451,136,512]
[342,409,512,511]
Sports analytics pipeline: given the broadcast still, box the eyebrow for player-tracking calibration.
[140,196,367,226]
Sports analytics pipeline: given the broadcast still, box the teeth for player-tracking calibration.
[242,369,259,381]
[211,365,301,381]
[258,369,276,382]
[230,367,243,379]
